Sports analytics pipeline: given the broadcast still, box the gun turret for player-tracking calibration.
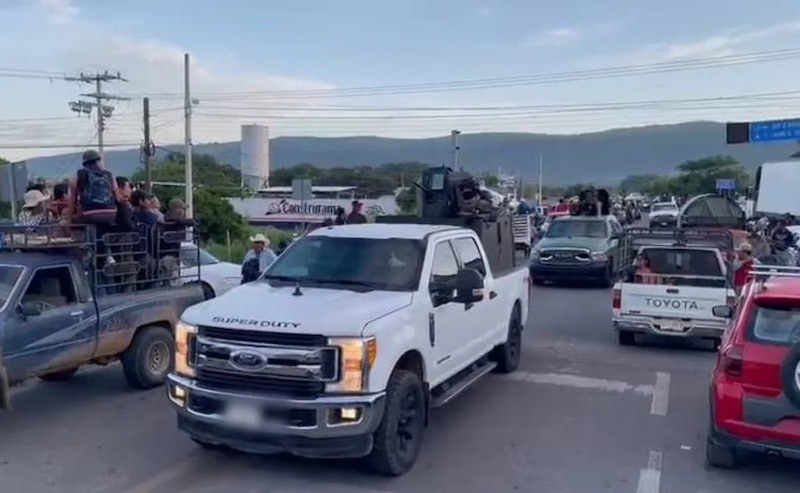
[418,166,502,220]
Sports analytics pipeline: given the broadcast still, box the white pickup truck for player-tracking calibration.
[167,222,530,476]
[612,229,735,347]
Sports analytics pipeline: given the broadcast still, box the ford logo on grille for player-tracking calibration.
[230,350,268,372]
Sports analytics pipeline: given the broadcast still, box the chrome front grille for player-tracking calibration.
[539,248,591,264]
[192,326,338,397]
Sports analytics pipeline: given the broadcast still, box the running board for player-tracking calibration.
[430,359,497,408]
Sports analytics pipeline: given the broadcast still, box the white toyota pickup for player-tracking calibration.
[167,222,530,475]
[612,229,735,347]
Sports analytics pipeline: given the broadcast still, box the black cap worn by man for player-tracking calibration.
[82,149,101,166]
[347,200,368,224]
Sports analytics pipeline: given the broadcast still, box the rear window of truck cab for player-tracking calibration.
[639,247,723,277]
[745,300,800,346]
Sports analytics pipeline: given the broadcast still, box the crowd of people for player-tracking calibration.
[13,149,194,289]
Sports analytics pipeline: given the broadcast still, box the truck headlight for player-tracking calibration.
[328,337,377,392]
[530,250,540,261]
[175,321,197,377]
[591,251,608,262]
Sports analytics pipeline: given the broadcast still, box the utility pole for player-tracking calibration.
[537,153,543,204]
[450,129,461,171]
[184,53,194,219]
[141,97,155,193]
[66,71,129,161]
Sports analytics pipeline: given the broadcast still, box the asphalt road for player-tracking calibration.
[2,284,799,492]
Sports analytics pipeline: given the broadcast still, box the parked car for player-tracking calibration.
[706,264,800,468]
[179,243,241,299]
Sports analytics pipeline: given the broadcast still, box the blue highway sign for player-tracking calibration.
[749,118,800,143]
[716,178,736,191]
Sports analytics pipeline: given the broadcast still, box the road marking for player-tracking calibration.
[650,372,670,416]
[115,451,209,493]
[636,451,662,493]
[504,371,654,396]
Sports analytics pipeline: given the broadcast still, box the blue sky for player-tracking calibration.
[2,0,800,160]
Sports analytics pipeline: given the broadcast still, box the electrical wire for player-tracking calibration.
[117,47,800,100]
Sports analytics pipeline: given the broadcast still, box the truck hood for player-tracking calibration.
[181,282,413,337]
[536,236,607,251]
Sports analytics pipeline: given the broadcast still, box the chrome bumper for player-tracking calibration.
[166,373,386,457]
[613,316,725,338]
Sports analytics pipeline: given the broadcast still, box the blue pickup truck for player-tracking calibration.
[0,224,205,409]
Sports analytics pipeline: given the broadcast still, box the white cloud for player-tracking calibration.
[471,7,493,19]
[6,0,338,155]
[521,27,582,48]
[38,0,79,24]
[614,20,800,65]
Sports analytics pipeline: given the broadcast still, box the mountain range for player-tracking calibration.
[17,121,800,185]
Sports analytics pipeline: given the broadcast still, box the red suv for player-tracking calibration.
[706,265,800,468]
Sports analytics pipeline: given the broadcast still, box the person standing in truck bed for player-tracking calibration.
[68,149,122,264]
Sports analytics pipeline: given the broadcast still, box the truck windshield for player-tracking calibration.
[546,220,607,238]
[263,236,425,291]
[0,265,23,311]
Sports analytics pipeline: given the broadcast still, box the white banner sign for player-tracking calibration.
[228,197,399,222]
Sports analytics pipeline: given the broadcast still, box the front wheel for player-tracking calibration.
[121,326,174,389]
[365,370,426,476]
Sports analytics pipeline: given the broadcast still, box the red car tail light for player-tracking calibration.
[720,344,744,377]
[612,288,621,309]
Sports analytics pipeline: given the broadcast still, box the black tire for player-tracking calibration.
[201,282,215,301]
[365,370,426,476]
[705,436,738,469]
[491,304,523,373]
[602,261,615,288]
[39,367,79,382]
[780,344,800,409]
[121,325,174,389]
[618,330,636,346]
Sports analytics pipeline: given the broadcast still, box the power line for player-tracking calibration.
[118,47,800,100]
[65,71,130,160]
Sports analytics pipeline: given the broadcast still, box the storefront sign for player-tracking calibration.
[227,197,399,223]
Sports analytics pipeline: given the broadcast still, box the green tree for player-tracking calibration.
[395,188,417,214]
[269,162,430,197]
[673,155,749,195]
[131,154,247,244]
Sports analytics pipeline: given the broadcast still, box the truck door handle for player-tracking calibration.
[666,288,679,294]
[70,311,83,317]
[489,291,498,299]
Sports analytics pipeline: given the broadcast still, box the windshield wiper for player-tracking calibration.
[307,279,385,289]
[262,274,302,282]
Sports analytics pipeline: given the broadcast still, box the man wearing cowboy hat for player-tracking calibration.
[241,233,278,283]
[16,188,52,226]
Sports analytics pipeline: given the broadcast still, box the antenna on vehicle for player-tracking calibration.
[292,281,303,296]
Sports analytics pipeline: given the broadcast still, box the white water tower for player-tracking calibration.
[240,124,270,191]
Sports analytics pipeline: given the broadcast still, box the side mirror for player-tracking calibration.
[454,268,485,304]
[712,305,733,319]
[19,302,42,318]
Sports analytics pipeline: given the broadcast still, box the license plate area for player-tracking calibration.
[657,319,686,332]
[226,401,264,429]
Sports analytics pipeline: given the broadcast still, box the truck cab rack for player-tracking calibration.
[625,227,734,252]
